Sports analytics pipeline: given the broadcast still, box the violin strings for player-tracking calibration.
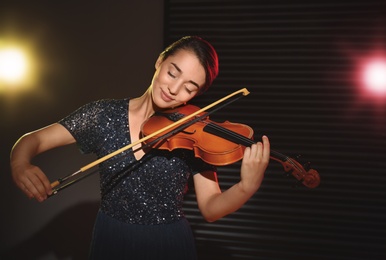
[204,121,304,175]
[205,122,253,146]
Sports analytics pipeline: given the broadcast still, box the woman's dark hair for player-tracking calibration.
[159,36,219,94]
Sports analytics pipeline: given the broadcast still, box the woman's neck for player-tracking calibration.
[130,87,155,120]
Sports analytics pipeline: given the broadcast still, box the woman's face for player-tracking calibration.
[151,49,206,109]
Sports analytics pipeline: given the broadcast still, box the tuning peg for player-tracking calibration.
[295,154,312,171]
[303,161,311,171]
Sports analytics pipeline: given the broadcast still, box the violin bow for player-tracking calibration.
[49,88,250,196]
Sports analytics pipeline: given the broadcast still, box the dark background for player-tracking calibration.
[1,1,386,259]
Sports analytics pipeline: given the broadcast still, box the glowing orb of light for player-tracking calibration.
[362,58,386,95]
[0,47,29,84]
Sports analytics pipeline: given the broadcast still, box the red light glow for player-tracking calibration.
[361,58,386,95]
[354,50,386,104]
[335,31,386,133]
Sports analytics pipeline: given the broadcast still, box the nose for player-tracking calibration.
[168,84,179,96]
[168,87,176,95]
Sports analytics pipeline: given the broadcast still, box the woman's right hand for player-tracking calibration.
[10,123,76,202]
[11,162,52,202]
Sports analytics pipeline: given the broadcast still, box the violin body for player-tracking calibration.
[142,105,254,166]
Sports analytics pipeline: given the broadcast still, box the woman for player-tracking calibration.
[10,36,270,259]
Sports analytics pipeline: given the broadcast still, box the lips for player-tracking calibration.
[161,89,174,102]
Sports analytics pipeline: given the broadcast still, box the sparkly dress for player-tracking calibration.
[58,99,215,260]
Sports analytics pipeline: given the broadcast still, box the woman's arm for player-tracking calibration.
[193,136,270,222]
[10,123,76,202]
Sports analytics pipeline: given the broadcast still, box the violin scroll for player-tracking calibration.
[279,158,320,188]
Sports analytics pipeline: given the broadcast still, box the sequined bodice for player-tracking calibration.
[59,99,214,225]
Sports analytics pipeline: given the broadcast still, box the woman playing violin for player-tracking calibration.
[10,36,270,260]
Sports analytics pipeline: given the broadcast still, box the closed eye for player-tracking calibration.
[168,71,176,78]
[185,87,193,94]
[170,62,201,90]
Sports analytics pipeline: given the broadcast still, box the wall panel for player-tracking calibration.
[165,1,386,259]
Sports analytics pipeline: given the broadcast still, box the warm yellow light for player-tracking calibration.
[0,33,45,104]
[0,47,28,84]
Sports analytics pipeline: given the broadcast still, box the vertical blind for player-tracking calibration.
[164,1,386,259]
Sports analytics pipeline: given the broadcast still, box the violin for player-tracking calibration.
[141,104,320,189]
[49,88,319,196]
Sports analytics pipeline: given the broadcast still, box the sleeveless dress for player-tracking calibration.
[58,99,215,260]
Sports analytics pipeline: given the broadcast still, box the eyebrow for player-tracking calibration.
[171,62,200,89]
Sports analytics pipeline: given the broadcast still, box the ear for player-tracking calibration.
[155,56,163,69]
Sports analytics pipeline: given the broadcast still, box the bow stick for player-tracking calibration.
[50,88,250,195]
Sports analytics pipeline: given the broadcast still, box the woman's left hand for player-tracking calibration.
[239,135,270,195]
